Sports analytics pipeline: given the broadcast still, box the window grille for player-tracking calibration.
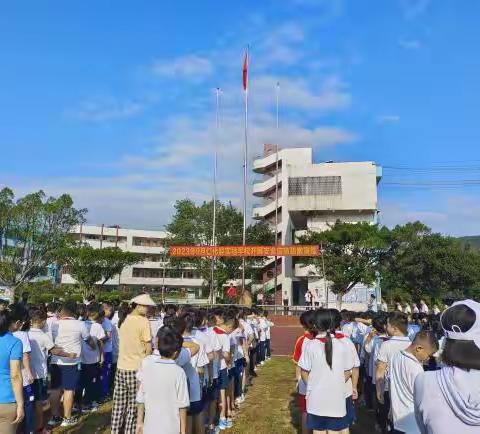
[288,176,342,196]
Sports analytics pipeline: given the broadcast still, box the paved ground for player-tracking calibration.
[270,315,303,357]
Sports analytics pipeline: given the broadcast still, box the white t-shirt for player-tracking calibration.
[13,330,33,386]
[46,314,59,340]
[337,336,360,398]
[298,336,355,417]
[370,335,389,383]
[265,320,274,340]
[148,317,163,350]
[389,350,422,433]
[102,318,113,353]
[174,347,192,368]
[51,318,89,366]
[192,328,212,369]
[182,336,202,403]
[205,327,221,379]
[81,321,106,365]
[305,292,312,303]
[111,322,120,362]
[28,327,54,379]
[377,336,411,392]
[136,355,190,434]
[214,327,231,370]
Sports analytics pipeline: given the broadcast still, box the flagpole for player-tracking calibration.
[274,82,280,314]
[242,47,249,294]
[211,88,220,305]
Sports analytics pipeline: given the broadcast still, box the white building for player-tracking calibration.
[252,145,382,307]
[61,225,204,293]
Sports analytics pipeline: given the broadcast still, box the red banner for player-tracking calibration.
[169,245,320,257]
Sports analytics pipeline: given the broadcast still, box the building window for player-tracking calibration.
[288,176,342,196]
[132,237,164,247]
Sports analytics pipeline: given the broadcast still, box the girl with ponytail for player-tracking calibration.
[298,309,356,433]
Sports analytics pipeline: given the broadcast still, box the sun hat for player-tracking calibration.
[441,299,480,350]
[130,293,156,307]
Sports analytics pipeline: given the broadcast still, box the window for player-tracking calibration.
[132,237,164,247]
[288,176,342,196]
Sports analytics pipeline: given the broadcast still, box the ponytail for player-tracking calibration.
[324,332,333,369]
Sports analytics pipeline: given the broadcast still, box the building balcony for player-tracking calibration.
[252,200,278,219]
[253,152,283,174]
[252,176,281,197]
[128,245,167,254]
[294,263,320,278]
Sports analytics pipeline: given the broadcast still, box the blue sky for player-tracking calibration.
[2,0,480,235]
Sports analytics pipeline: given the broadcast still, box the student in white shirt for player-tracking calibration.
[77,304,106,412]
[419,300,429,315]
[375,311,410,433]
[389,331,438,434]
[136,327,189,434]
[48,301,95,428]
[101,302,115,399]
[264,311,274,360]
[414,300,480,434]
[299,309,355,432]
[28,309,77,433]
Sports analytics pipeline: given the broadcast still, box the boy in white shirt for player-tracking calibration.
[136,327,189,434]
[375,311,411,433]
[77,304,106,413]
[28,309,77,433]
[389,331,438,434]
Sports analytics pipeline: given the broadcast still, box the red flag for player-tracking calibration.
[227,285,237,298]
[242,49,248,91]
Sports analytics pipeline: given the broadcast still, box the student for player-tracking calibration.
[414,299,480,433]
[136,327,189,434]
[28,308,77,433]
[292,310,316,434]
[48,301,95,428]
[299,309,356,433]
[45,302,59,340]
[305,290,312,309]
[0,310,24,434]
[77,304,106,413]
[111,294,154,434]
[100,302,114,399]
[264,311,274,361]
[375,311,410,434]
[214,309,237,431]
[205,312,222,432]
[388,330,438,434]
[10,305,35,434]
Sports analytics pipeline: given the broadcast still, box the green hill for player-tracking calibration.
[458,235,480,249]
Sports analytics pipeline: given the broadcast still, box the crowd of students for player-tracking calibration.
[292,300,480,434]
[0,293,274,434]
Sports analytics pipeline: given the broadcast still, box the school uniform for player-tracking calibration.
[298,335,355,431]
[77,320,105,407]
[214,327,231,390]
[191,327,212,408]
[389,350,423,434]
[100,317,113,398]
[182,334,204,415]
[205,327,221,401]
[136,355,190,434]
[230,328,246,398]
[265,319,273,359]
[292,332,313,413]
[337,334,360,426]
[13,331,35,434]
[257,318,268,363]
[28,328,54,403]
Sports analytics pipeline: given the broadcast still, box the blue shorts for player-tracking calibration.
[307,411,350,431]
[228,367,236,380]
[345,396,356,425]
[188,400,204,416]
[219,368,229,390]
[50,364,81,391]
[32,378,48,401]
[206,378,220,401]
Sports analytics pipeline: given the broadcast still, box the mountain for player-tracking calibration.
[458,235,480,249]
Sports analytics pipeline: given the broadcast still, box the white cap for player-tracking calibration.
[441,299,480,350]
[130,294,156,307]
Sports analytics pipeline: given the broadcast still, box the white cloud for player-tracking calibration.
[152,54,213,80]
[71,98,144,122]
[399,38,422,50]
[399,0,431,19]
[377,114,400,124]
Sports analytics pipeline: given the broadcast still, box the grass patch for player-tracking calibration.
[52,401,112,434]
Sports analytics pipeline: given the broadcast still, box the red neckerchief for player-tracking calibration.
[213,326,227,335]
[304,332,313,339]
[316,332,345,343]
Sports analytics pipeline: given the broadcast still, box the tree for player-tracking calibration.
[299,221,391,308]
[166,199,275,298]
[382,222,480,303]
[58,244,141,298]
[0,188,86,296]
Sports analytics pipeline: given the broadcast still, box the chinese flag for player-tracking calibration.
[242,50,248,91]
[227,286,237,298]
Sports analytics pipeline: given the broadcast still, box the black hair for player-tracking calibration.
[46,302,59,313]
[388,311,408,336]
[194,309,206,328]
[10,304,30,331]
[299,310,316,332]
[165,305,178,316]
[372,312,388,334]
[0,310,13,336]
[157,326,183,358]
[413,330,439,351]
[341,310,354,322]
[29,309,47,323]
[330,309,342,330]
[179,311,195,333]
[170,316,187,335]
[314,309,336,369]
[118,302,131,328]
[222,309,239,329]
[441,303,480,370]
[61,300,78,318]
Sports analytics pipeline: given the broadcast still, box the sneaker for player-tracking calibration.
[217,418,229,430]
[234,397,241,406]
[226,419,233,428]
[47,417,62,427]
[60,417,78,427]
[239,394,246,403]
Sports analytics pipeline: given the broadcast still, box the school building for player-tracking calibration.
[252,145,382,307]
